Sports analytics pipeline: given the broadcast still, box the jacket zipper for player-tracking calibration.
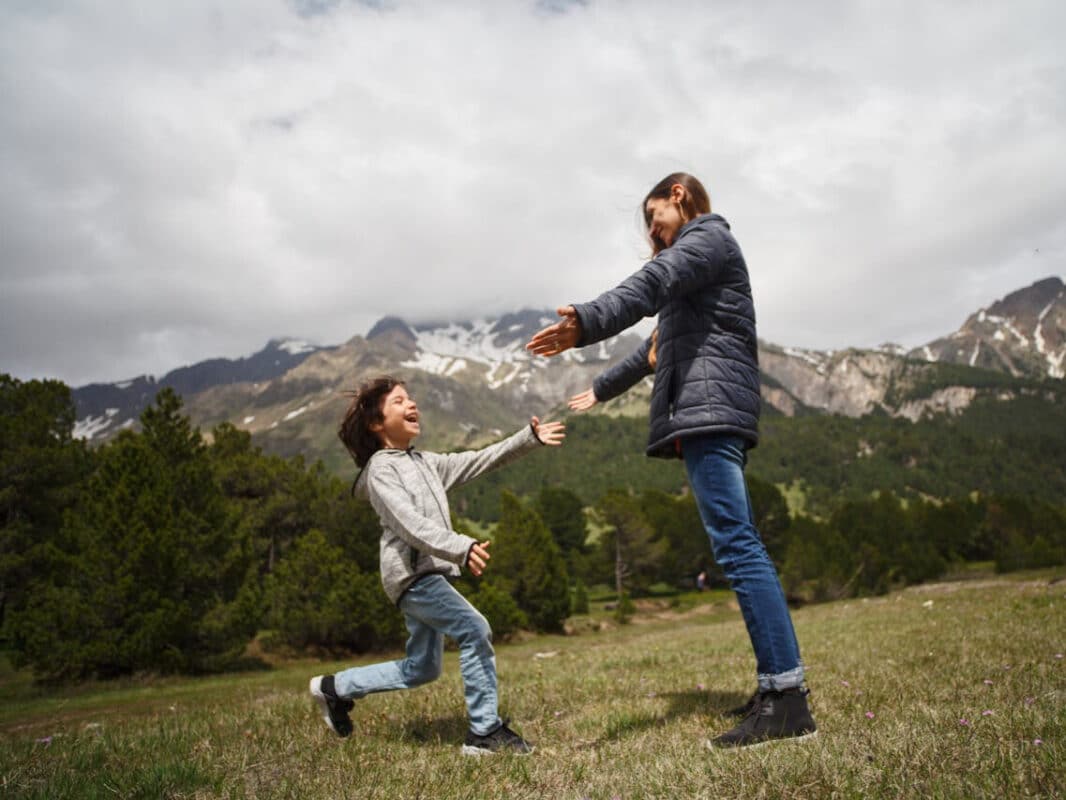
[407,451,452,570]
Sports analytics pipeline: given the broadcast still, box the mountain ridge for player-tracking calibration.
[70,277,1065,464]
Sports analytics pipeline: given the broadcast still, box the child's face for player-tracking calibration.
[371,384,420,449]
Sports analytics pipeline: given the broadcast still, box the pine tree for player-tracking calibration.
[488,491,570,632]
[0,376,88,638]
[595,490,667,599]
[267,529,402,651]
[8,390,257,679]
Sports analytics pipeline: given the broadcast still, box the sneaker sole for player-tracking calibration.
[461,744,536,757]
[705,729,818,752]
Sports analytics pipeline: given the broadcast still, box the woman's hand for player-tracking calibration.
[648,328,659,370]
[467,540,492,577]
[531,416,566,446]
[568,388,598,412]
[525,306,582,357]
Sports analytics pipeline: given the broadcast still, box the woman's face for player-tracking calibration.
[645,195,686,250]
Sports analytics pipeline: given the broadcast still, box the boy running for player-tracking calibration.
[309,376,564,755]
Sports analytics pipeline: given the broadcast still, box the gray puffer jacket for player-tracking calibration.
[575,213,760,458]
[354,425,542,604]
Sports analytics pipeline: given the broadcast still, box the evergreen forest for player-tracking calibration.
[2,373,1064,683]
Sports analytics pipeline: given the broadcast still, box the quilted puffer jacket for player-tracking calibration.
[574,213,760,458]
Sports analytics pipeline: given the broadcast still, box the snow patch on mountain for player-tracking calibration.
[401,351,469,377]
[784,347,831,374]
[73,407,120,440]
[412,320,526,365]
[394,314,619,391]
[283,404,310,421]
[277,338,316,355]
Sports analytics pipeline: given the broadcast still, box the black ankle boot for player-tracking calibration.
[708,687,817,749]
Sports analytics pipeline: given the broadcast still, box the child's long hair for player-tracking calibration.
[339,375,404,468]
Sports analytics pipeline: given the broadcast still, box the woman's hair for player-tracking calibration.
[643,172,711,253]
[338,375,404,467]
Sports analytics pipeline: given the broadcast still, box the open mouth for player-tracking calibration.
[404,413,420,425]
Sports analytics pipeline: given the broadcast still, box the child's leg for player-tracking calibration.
[399,575,500,736]
[333,610,443,698]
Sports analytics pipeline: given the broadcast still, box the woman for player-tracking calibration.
[526,172,816,749]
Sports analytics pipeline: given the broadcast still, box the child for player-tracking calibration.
[309,375,565,755]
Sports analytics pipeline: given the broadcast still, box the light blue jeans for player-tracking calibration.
[683,434,805,692]
[332,574,500,736]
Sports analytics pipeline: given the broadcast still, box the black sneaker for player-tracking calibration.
[461,719,534,756]
[726,689,759,718]
[309,675,355,738]
[708,687,817,749]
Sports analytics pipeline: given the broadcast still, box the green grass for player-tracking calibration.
[2,575,1063,799]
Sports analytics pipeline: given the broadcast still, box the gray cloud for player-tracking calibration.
[1,0,1063,386]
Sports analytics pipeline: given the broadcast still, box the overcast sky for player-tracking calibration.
[2,0,1064,387]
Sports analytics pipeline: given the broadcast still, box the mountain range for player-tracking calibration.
[71,276,1065,472]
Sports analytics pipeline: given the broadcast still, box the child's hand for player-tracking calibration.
[531,416,566,446]
[467,540,492,577]
[568,388,598,412]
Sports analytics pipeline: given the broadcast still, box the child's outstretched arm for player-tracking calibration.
[426,417,565,491]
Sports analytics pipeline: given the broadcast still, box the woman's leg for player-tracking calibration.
[683,434,804,691]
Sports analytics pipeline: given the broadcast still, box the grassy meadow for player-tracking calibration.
[1,574,1063,799]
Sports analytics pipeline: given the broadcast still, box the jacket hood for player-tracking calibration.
[351,447,413,499]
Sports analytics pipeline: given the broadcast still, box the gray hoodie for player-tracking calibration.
[354,424,542,604]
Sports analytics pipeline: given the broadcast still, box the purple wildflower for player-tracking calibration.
[865,711,875,719]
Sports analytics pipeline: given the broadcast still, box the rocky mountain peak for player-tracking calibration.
[911,275,1065,379]
[986,276,1063,320]
[366,316,417,342]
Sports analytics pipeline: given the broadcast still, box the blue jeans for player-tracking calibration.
[332,574,500,735]
[683,434,805,691]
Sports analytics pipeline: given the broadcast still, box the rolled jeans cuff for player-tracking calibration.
[758,664,805,692]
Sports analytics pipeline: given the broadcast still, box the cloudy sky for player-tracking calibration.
[2,0,1063,387]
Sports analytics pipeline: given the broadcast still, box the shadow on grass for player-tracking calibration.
[381,690,746,749]
[599,688,745,743]
[397,713,470,746]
